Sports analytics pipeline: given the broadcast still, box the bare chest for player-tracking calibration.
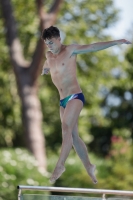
[47,51,76,77]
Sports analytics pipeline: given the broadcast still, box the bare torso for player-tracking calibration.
[46,45,82,99]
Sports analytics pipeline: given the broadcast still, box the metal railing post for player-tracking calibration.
[102,193,106,200]
[18,189,22,200]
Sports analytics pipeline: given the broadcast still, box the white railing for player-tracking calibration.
[17,185,133,200]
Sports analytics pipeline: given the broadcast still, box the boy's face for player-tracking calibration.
[44,37,61,54]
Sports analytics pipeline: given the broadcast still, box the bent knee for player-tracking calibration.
[62,122,72,133]
[62,123,73,141]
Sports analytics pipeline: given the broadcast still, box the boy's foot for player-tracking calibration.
[50,165,65,183]
[87,164,97,184]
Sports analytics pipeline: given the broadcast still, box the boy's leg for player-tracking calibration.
[72,124,97,183]
[50,99,83,183]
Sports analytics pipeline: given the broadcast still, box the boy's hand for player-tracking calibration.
[118,39,132,45]
[41,68,50,75]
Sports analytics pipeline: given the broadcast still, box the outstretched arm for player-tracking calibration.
[72,39,131,55]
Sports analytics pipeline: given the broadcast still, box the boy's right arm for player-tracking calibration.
[41,60,50,75]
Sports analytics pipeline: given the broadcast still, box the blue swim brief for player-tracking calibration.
[60,93,85,109]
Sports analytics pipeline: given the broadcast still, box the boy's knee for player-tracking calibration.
[62,122,71,132]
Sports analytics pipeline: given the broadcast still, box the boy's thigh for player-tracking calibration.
[62,99,83,128]
[60,106,65,123]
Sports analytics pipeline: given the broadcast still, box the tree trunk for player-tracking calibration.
[18,70,47,171]
[0,0,63,172]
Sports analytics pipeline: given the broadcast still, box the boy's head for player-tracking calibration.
[42,26,60,40]
[42,26,61,54]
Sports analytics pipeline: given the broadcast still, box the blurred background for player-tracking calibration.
[0,0,133,199]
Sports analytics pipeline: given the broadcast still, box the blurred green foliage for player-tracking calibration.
[1,146,132,200]
[0,148,49,200]
[0,21,23,147]
[0,0,133,199]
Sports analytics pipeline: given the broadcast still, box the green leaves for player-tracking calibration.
[0,148,49,200]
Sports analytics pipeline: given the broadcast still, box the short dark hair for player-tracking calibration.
[42,26,60,40]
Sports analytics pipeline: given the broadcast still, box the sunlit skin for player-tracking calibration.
[42,36,131,183]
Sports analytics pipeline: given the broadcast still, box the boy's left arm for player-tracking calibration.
[72,39,131,55]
